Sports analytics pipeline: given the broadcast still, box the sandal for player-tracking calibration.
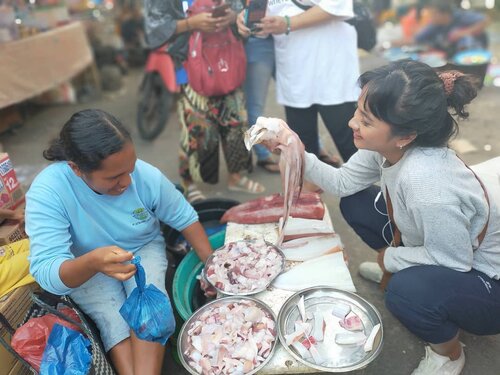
[185,184,206,204]
[228,176,265,194]
[256,158,280,173]
[318,153,342,168]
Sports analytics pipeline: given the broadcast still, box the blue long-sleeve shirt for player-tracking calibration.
[26,159,198,295]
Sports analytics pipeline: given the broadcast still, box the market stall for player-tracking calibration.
[0,21,95,110]
[176,194,384,374]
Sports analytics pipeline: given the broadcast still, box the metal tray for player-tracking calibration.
[178,296,278,375]
[203,240,285,296]
[277,287,383,372]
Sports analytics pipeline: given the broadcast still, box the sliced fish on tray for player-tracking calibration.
[205,240,285,295]
[277,287,384,372]
[179,297,278,375]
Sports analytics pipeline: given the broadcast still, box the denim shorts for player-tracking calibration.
[69,237,169,352]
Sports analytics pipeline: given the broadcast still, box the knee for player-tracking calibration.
[339,195,358,226]
[385,266,441,317]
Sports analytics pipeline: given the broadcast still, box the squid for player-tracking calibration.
[245,117,305,245]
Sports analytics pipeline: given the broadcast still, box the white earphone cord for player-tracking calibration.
[373,190,395,247]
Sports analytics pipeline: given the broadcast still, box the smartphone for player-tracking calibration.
[212,3,231,17]
[245,0,268,32]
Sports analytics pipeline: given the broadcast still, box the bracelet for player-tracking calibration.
[284,15,291,35]
[186,18,191,31]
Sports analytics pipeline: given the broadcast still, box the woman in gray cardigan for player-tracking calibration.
[300,59,500,375]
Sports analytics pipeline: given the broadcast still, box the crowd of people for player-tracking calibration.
[1,0,497,375]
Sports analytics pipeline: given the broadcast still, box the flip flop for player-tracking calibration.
[228,176,265,194]
[257,158,280,173]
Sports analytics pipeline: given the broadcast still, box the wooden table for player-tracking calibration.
[224,210,355,374]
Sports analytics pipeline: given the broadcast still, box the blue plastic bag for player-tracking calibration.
[119,256,176,344]
[39,324,92,375]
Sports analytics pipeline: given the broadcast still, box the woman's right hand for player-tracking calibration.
[90,246,136,281]
[189,12,220,33]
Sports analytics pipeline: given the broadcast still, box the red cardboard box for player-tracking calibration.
[0,153,25,211]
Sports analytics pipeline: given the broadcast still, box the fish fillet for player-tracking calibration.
[272,252,356,292]
[280,234,343,261]
[220,192,324,224]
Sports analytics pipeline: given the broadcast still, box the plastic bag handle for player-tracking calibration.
[30,292,86,332]
[132,256,146,291]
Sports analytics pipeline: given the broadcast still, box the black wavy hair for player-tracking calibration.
[43,109,132,172]
[358,59,477,147]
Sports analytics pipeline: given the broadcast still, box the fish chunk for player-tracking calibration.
[335,331,367,346]
[245,117,305,245]
[339,315,364,331]
[364,323,381,352]
[331,301,351,319]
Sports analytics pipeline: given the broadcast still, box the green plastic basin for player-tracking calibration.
[172,230,226,321]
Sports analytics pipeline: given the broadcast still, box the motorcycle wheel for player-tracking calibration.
[137,72,173,140]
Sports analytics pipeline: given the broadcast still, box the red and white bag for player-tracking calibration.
[184,0,246,96]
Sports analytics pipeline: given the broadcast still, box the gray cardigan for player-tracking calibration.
[305,147,500,280]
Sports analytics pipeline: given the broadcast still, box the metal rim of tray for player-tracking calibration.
[177,295,278,375]
[277,286,384,373]
[203,240,286,296]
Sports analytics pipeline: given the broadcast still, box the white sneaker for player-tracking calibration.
[359,262,384,283]
[412,346,465,375]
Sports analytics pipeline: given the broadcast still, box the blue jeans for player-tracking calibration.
[386,266,500,343]
[340,187,500,343]
[244,37,275,161]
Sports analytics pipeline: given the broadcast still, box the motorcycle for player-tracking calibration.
[137,46,179,140]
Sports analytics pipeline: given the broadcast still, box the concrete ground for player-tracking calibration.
[2,27,500,375]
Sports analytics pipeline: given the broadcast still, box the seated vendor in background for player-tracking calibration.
[25,109,213,375]
[394,0,490,56]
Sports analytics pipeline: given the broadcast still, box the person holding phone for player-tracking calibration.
[144,0,265,201]
[238,0,359,190]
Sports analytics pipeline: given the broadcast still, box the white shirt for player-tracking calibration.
[267,0,361,107]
